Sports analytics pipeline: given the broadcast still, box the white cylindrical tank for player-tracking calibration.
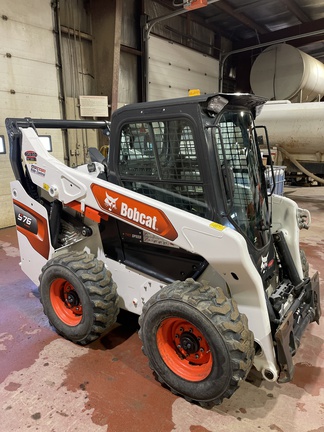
[255,100,324,163]
[250,44,324,102]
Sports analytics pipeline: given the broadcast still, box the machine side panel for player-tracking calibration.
[10,180,53,285]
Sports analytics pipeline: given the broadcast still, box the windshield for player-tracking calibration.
[213,110,270,248]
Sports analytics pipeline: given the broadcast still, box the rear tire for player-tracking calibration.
[139,279,254,405]
[39,251,119,344]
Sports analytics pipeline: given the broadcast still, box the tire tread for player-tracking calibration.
[139,278,254,406]
[39,251,119,345]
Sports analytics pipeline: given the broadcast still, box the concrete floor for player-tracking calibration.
[0,187,323,432]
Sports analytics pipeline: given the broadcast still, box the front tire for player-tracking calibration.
[139,279,254,405]
[39,251,119,344]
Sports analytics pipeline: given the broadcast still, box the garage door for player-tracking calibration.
[147,35,219,101]
[0,0,63,228]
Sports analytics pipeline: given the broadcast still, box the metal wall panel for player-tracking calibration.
[118,0,141,106]
[118,51,139,108]
[121,0,139,49]
[0,0,62,229]
[59,0,92,34]
[59,0,95,102]
[60,37,95,99]
[147,36,219,101]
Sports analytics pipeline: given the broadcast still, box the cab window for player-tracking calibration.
[118,119,208,218]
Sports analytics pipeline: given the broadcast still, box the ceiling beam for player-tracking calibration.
[150,0,239,40]
[233,0,270,14]
[209,1,269,35]
[233,17,324,50]
[279,0,311,23]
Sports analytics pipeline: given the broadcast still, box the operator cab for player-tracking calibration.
[93,93,275,282]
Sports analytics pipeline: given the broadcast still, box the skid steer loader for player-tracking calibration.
[6,93,321,406]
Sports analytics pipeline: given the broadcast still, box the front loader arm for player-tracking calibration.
[6,117,111,196]
[6,118,30,192]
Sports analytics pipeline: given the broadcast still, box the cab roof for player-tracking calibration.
[113,93,268,118]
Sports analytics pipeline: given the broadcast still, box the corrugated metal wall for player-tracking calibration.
[0,0,63,228]
[58,0,97,167]
[118,0,141,107]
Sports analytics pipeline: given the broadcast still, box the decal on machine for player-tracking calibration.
[104,193,118,211]
[31,165,46,177]
[24,150,37,163]
[143,231,179,248]
[13,201,50,259]
[91,184,178,241]
[14,205,38,234]
[260,252,274,274]
[120,202,157,230]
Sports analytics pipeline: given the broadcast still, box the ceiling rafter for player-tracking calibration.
[279,0,311,23]
[233,0,270,14]
[233,17,324,50]
[150,0,240,41]
[208,1,269,35]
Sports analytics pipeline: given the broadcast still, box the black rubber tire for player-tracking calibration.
[39,251,119,345]
[139,279,254,406]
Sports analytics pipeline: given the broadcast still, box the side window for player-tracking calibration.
[178,125,201,181]
[118,119,208,218]
[218,121,249,186]
[214,111,265,245]
[119,123,159,178]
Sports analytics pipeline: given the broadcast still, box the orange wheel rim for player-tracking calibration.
[50,278,82,326]
[156,317,212,381]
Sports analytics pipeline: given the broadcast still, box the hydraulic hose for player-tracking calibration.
[278,146,324,185]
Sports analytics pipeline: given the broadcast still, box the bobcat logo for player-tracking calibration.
[104,192,118,211]
[261,253,269,273]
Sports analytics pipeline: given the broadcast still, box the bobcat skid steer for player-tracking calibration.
[6,93,321,406]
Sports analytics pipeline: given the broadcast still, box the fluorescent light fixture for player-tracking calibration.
[39,135,52,152]
[0,136,5,154]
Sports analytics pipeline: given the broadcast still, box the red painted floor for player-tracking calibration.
[0,187,323,432]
